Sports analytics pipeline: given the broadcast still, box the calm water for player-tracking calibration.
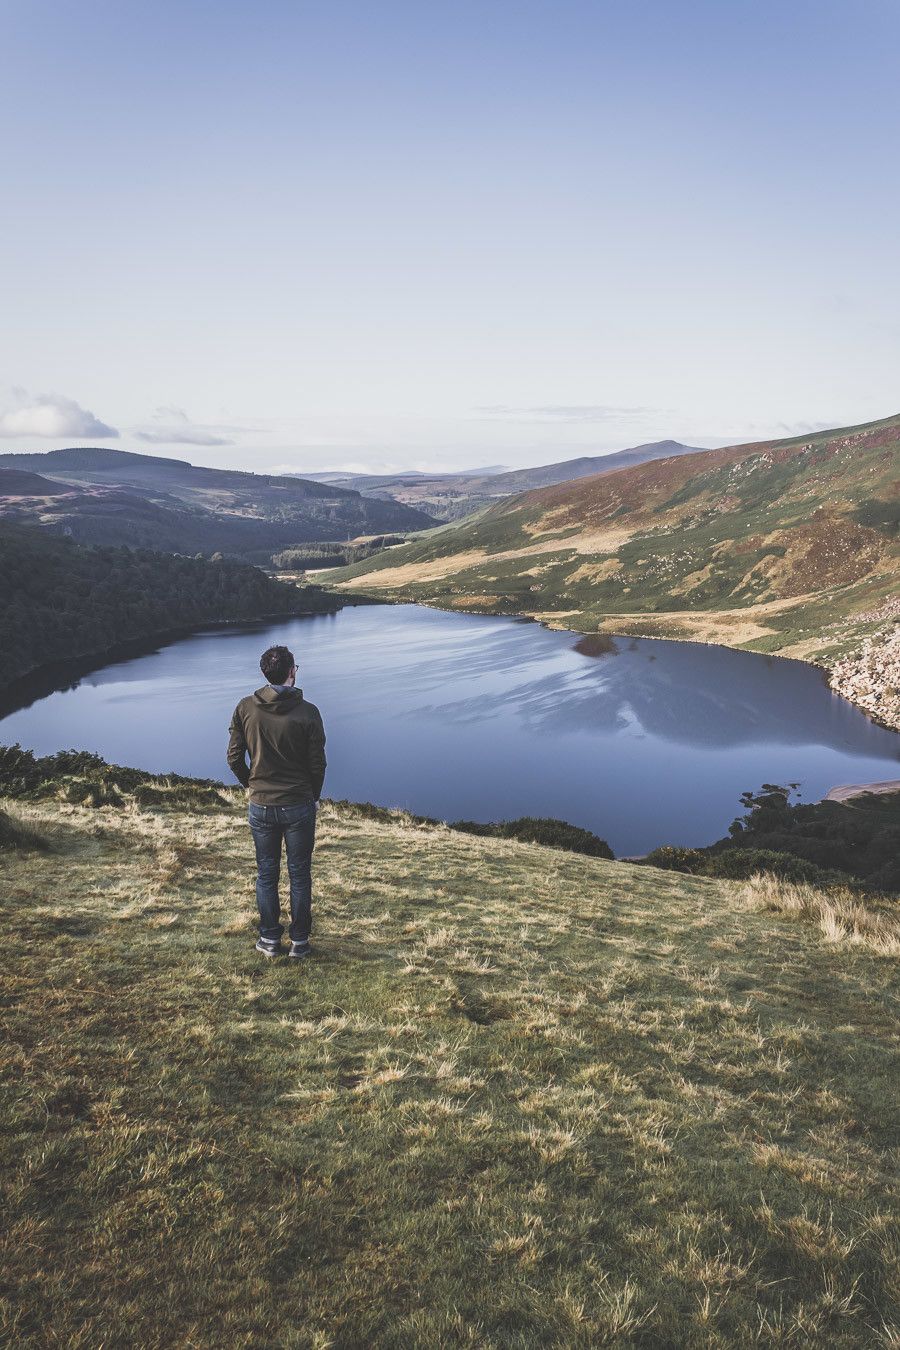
[3,604,899,855]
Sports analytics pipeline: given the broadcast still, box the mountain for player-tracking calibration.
[479,440,705,494]
[302,464,509,485]
[299,440,705,521]
[0,447,438,561]
[326,413,900,668]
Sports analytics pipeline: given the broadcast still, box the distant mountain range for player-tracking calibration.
[305,464,509,485]
[326,414,900,664]
[0,441,710,555]
[300,441,705,520]
[0,447,438,562]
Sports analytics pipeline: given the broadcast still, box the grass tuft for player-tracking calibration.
[739,873,900,955]
[0,805,47,852]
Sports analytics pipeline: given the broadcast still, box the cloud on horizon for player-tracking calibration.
[135,406,235,447]
[0,390,118,439]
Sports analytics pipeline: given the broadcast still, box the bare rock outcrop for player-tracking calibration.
[830,621,900,732]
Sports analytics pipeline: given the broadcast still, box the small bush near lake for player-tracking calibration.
[642,844,705,873]
[451,814,615,858]
[643,843,849,887]
[700,846,850,886]
[724,782,900,889]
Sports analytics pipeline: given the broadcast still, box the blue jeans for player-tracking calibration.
[248,801,317,943]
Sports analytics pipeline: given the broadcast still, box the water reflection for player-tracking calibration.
[409,630,882,754]
[573,633,620,658]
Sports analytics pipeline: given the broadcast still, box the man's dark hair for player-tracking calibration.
[260,645,295,685]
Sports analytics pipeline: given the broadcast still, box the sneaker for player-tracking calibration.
[255,937,282,958]
[288,940,312,960]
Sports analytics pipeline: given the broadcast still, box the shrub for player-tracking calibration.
[323,799,440,828]
[642,846,705,873]
[697,848,848,887]
[715,782,900,893]
[0,744,224,809]
[720,830,859,872]
[451,816,614,859]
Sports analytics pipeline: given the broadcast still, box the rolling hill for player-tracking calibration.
[0,448,437,561]
[307,440,705,520]
[327,413,900,669]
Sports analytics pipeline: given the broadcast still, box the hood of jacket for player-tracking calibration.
[252,685,304,714]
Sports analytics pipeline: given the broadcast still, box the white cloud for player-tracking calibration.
[135,406,235,446]
[0,390,118,438]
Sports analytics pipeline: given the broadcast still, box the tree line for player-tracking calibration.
[272,535,406,570]
[0,524,337,691]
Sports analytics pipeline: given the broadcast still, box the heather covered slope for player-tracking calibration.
[329,413,900,665]
[0,447,437,559]
[1,770,898,1346]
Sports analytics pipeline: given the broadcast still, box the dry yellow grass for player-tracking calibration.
[739,874,900,956]
[333,530,635,590]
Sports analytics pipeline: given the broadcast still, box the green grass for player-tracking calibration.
[1,789,898,1346]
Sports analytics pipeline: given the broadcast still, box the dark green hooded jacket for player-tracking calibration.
[227,685,326,805]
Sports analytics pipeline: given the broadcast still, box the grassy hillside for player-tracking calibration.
[1,767,898,1345]
[328,414,900,666]
[0,447,437,560]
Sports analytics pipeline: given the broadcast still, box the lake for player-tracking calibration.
[2,603,899,855]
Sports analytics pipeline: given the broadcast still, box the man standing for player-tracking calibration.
[227,644,326,959]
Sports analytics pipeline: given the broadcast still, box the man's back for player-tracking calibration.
[228,685,326,804]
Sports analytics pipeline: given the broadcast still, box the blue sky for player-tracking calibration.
[2,0,898,473]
